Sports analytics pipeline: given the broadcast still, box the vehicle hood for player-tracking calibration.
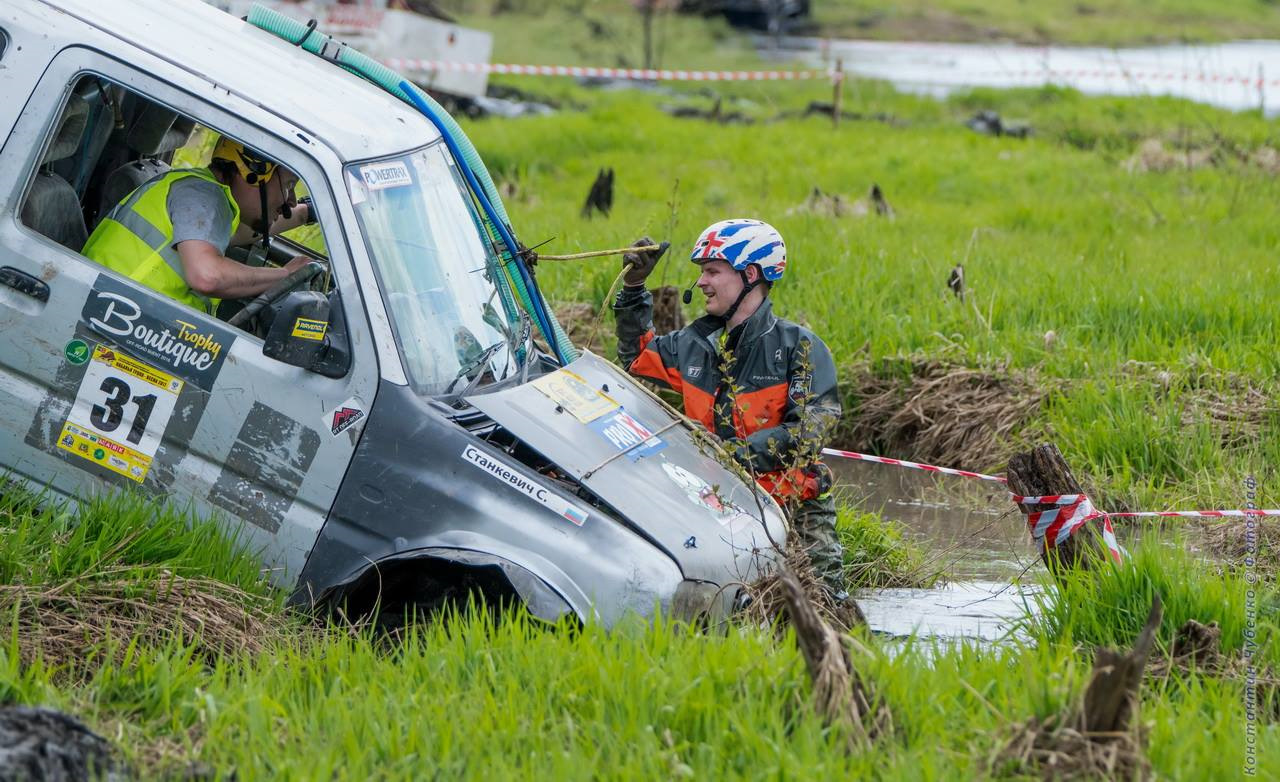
[467,352,787,585]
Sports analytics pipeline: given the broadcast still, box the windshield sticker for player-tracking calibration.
[661,461,754,531]
[463,445,589,526]
[81,275,235,392]
[359,161,413,190]
[292,317,328,341]
[587,408,667,461]
[346,172,368,205]
[530,369,619,424]
[57,346,183,483]
[327,397,366,437]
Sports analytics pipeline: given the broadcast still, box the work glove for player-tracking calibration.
[622,236,669,288]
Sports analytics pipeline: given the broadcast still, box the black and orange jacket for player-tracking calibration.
[613,288,841,503]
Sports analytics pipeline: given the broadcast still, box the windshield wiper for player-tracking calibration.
[515,311,536,385]
[442,340,505,400]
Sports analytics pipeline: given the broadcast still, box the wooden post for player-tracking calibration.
[1259,63,1266,115]
[832,59,844,130]
[1006,443,1106,577]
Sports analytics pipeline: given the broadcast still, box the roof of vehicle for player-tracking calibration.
[40,0,442,161]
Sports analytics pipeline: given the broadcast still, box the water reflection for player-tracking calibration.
[830,457,1043,641]
[769,37,1280,115]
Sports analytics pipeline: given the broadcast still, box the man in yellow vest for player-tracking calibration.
[83,137,316,316]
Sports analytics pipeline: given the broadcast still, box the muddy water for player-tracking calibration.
[830,459,1043,642]
[766,37,1280,115]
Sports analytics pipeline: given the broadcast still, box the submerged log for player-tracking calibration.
[1082,594,1162,734]
[1006,443,1105,576]
[995,595,1162,779]
[779,567,887,748]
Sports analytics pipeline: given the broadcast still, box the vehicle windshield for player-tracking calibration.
[346,142,518,396]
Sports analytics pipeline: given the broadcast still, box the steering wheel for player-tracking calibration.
[227,261,326,329]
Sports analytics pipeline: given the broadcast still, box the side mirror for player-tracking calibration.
[263,291,349,377]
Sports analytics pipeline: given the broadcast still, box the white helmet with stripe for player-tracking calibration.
[690,218,787,282]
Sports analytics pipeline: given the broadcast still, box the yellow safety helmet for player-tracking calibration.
[211,136,279,184]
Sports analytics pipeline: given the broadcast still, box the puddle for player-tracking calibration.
[830,458,1043,642]
[765,37,1280,115]
[861,580,1037,643]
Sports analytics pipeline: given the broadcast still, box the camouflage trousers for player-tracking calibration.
[790,494,845,594]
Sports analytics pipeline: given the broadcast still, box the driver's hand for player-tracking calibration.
[283,255,315,274]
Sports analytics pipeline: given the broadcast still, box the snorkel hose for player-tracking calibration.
[245,4,577,364]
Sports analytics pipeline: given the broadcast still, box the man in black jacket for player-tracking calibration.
[613,219,846,598]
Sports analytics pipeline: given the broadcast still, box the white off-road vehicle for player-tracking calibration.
[0,0,784,625]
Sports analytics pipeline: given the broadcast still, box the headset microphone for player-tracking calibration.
[682,281,697,305]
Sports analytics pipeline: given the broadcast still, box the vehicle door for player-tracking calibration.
[0,47,379,587]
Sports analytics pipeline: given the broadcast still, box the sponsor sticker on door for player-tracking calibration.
[81,275,236,391]
[462,445,589,526]
[57,346,183,482]
[326,397,366,436]
[291,317,328,341]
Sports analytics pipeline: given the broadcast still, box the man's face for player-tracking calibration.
[695,259,745,317]
[231,168,299,227]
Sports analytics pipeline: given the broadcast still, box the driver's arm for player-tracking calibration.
[177,239,311,299]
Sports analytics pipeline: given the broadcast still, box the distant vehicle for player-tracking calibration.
[679,0,810,31]
[203,0,494,99]
[0,0,785,627]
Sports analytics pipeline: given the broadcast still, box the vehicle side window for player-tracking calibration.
[16,74,347,376]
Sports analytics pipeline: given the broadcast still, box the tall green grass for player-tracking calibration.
[3,593,1270,778]
[0,485,267,593]
[812,0,1280,45]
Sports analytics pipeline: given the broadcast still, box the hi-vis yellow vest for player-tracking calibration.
[83,168,240,314]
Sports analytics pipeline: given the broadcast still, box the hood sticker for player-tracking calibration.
[81,275,235,392]
[587,407,667,461]
[463,445,588,526]
[530,369,618,423]
[327,397,366,436]
[661,461,754,532]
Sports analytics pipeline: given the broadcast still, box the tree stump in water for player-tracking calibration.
[1006,443,1105,577]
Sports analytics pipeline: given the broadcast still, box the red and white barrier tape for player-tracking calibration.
[1010,493,1123,564]
[385,59,835,82]
[385,59,1275,88]
[822,447,1277,565]
[821,447,1006,483]
[943,67,1280,89]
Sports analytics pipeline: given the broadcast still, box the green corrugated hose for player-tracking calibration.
[246,4,578,362]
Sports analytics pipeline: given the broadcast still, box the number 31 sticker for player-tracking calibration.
[57,345,183,483]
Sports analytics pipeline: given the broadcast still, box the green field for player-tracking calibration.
[4,5,1279,779]
[440,0,1280,52]
[811,0,1280,45]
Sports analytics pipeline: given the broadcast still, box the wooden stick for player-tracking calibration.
[536,245,661,261]
[832,59,844,129]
